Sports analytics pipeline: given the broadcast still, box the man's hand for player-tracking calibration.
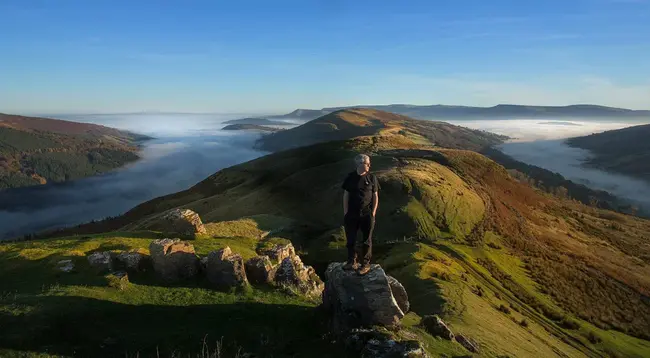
[372,192,379,217]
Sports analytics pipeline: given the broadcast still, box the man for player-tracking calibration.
[341,154,380,275]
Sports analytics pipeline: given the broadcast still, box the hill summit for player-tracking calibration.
[256,108,506,152]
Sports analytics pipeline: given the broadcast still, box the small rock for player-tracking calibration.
[57,259,75,273]
[88,251,113,273]
[387,275,410,313]
[206,247,248,290]
[105,271,129,290]
[115,251,148,272]
[421,315,454,340]
[258,243,295,265]
[275,255,324,299]
[149,238,200,282]
[456,334,479,353]
[245,255,275,285]
[346,328,429,358]
[151,208,206,237]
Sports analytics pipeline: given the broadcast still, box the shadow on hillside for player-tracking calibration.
[0,295,341,358]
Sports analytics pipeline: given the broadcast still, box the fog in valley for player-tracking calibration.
[0,114,281,240]
[448,118,650,213]
[2,114,650,240]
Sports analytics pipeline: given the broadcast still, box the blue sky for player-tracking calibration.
[1,0,649,114]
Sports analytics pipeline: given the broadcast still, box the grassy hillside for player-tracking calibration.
[256,108,506,152]
[0,113,149,190]
[3,109,650,357]
[222,124,282,132]
[567,124,650,181]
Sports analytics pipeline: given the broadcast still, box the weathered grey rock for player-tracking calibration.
[456,334,479,353]
[206,247,248,290]
[154,208,206,237]
[57,259,75,273]
[387,275,410,314]
[105,271,129,290]
[115,251,148,272]
[258,243,295,265]
[421,315,454,340]
[245,255,275,285]
[87,251,113,273]
[346,328,429,358]
[149,238,200,282]
[275,255,324,298]
[322,263,406,330]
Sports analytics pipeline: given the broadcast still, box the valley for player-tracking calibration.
[3,109,648,357]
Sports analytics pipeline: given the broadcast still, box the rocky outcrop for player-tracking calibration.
[245,255,275,285]
[87,251,113,273]
[387,275,410,314]
[149,238,200,282]
[421,315,454,340]
[153,209,207,237]
[346,328,429,358]
[322,263,407,330]
[456,334,479,353]
[57,259,75,273]
[275,254,324,298]
[205,247,248,290]
[115,251,148,272]
[105,271,129,290]
[258,243,295,265]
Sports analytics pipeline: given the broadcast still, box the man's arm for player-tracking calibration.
[343,191,349,215]
[372,192,379,217]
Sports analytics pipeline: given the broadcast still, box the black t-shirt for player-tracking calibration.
[342,171,380,216]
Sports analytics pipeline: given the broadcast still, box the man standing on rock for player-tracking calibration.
[342,154,380,275]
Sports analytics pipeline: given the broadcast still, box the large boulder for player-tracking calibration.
[205,247,248,290]
[258,243,295,265]
[275,254,324,299]
[245,255,275,285]
[149,238,200,282]
[387,275,410,314]
[115,251,148,272]
[456,334,479,353]
[421,315,454,340]
[346,328,429,358]
[154,208,207,237]
[322,263,407,330]
[87,251,113,273]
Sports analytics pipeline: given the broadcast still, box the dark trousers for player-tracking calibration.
[344,213,375,265]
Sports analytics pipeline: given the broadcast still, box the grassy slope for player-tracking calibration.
[0,113,147,190]
[4,108,650,357]
[567,124,650,181]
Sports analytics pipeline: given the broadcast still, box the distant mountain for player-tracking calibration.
[222,117,290,125]
[264,104,650,121]
[222,124,282,132]
[0,113,150,190]
[567,124,650,181]
[257,108,507,153]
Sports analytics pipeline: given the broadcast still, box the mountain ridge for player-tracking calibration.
[263,104,650,121]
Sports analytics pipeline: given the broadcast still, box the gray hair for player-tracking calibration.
[354,154,370,166]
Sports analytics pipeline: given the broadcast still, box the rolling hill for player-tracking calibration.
[567,124,650,181]
[222,117,290,126]
[222,124,282,132]
[0,113,149,190]
[259,104,650,121]
[256,108,507,152]
[7,109,649,357]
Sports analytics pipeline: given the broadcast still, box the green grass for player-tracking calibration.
[0,233,343,358]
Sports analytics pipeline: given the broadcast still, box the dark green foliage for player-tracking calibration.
[498,304,511,314]
[24,150,138,182]
[520,319,529,327]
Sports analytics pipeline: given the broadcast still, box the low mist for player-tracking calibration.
[448,118,650,213]
[0,114,271,240]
